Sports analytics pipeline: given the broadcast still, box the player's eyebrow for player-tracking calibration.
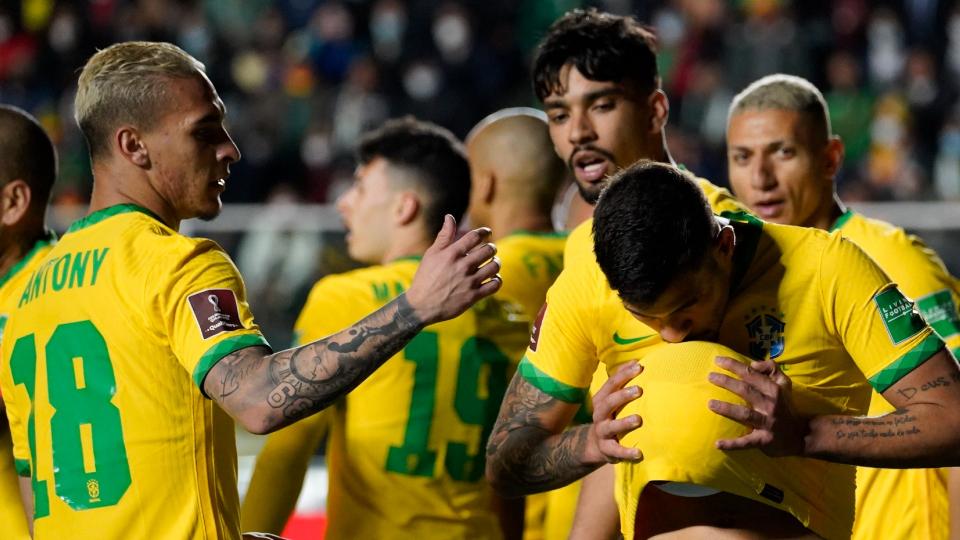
[628,293,698,320]
[543,87,624,109]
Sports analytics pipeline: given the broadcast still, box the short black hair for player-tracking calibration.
[0,105,56,213]
[593,161,714,306]
[533,8,660,102]
[356,117,470,235]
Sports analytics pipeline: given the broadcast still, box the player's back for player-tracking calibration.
[0,204,267,539]
[495,231,565,323]
[296,259,527,539]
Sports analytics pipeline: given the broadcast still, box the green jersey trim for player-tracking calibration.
[829,209,855,232]
[66,204,165,234]
[507,230,569,239]
[518,356,587,403]
[388,255,423,263]
[0,232,56,290]
[722,212,762,294]
[869,333,944,393]
[192,333,272,395]
[14,458,30,477]
[916,289,960,340]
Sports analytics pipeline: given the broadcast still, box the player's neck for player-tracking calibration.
[89,163,180,230]
[809,195,846,231]
[381,234,430,265]
[0,227,46,279]
[491,203,554,240]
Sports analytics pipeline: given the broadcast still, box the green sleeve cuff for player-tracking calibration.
[14,458,30,477]
[192,333,272,396]
[517,356,588,403]
[869,333,945,393]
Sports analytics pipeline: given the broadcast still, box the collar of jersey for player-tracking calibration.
[829,208,855,232]
[66,203,165,234]
[388,255,422,263]
[505,229,568,239]
[721,211,763,294]
[0,231,57,290]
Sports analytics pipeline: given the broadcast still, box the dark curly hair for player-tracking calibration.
[533,8,660,102]
[357,116,470,235]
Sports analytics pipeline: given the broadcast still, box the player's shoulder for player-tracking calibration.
[836,210,919,249]
[308,260,417,302]
[691,176,750,214]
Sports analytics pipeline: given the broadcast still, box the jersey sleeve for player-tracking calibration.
[891,236,960,359]
[519,257,599,403]
[819,235,944,393]
[151,239,270,394]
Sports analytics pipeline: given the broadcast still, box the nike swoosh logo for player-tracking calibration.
[612,332,656,345]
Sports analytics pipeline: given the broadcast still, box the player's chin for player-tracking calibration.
[196,198,223,222]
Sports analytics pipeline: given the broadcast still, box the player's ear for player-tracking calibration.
[0,179,31,227]
[395,191,421,226]
[116,125,150,168]
[480,172,496,204]
[648,89,669,134]
[715,224,736,259]
[823,135,845,181]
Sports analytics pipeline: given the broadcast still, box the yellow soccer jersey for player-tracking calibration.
[263,257,528,540]
[495,231,566,325]
[832,210,960,540]
[0,205,270,540]
[0,234,54,540]
[525,214,943,539]
[616,341,836,540]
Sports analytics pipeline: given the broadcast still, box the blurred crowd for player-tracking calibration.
[1,0,959,209]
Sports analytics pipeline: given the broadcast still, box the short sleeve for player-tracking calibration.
[151,240,270,393]
[519,257,599,403]
[819,235,943,393]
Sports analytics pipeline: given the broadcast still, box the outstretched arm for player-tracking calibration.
[205,217,502,434]
[708,349,960,467]
[485,361,642,498]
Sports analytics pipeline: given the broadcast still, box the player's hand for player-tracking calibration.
[707,357,806,456]
[406,214,501,324]
[586,361,643,464]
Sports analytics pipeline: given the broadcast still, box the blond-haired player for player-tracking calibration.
[726,73,960,540]
[0,42,500,540]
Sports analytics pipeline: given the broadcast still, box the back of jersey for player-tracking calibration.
[0,205,268,539]
[294,260,528,539]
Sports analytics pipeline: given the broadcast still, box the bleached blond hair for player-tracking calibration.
[75,41,206,159]
[728,74,832,142]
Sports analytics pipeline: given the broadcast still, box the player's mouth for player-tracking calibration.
[571,151,612,184]
[752,199,786,219]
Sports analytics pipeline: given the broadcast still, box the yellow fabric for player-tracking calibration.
[494,231,568,540]
[836,211,959,540]
[495,231,566,326]
[0,205,268,540]
[523,205,943,540]
[0,236,52,540]
[250,258,529,539]
[615,341,843,540]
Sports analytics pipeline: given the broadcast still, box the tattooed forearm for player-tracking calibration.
[831,408,921,440]
[486,375,598,497]
[207,293,425,433]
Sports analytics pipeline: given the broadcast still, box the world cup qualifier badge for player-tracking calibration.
[744,305,786,360]
[188,289,244,339]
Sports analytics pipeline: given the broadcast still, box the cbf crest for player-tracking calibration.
[744,305,785,360]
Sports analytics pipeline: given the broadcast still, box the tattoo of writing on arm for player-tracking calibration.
[213,294,424,428]
[486,375,596,497]
[830,408,921,440]
[896,372,960,401]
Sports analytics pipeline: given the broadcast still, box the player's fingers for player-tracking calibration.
[597,414,642,439]
[474,274,502,298]
[594,361,641,403]
[461,242,497,271]
[715,432,765,451]
[429,214,458,250]
[707,398,767,429]
[472,256,501,281]
[714,356,780,398]
[749,359,777,376]
[594,385,642,421]
[450,227,493,258]
[598,439,643,462]
[707,372,767,404]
